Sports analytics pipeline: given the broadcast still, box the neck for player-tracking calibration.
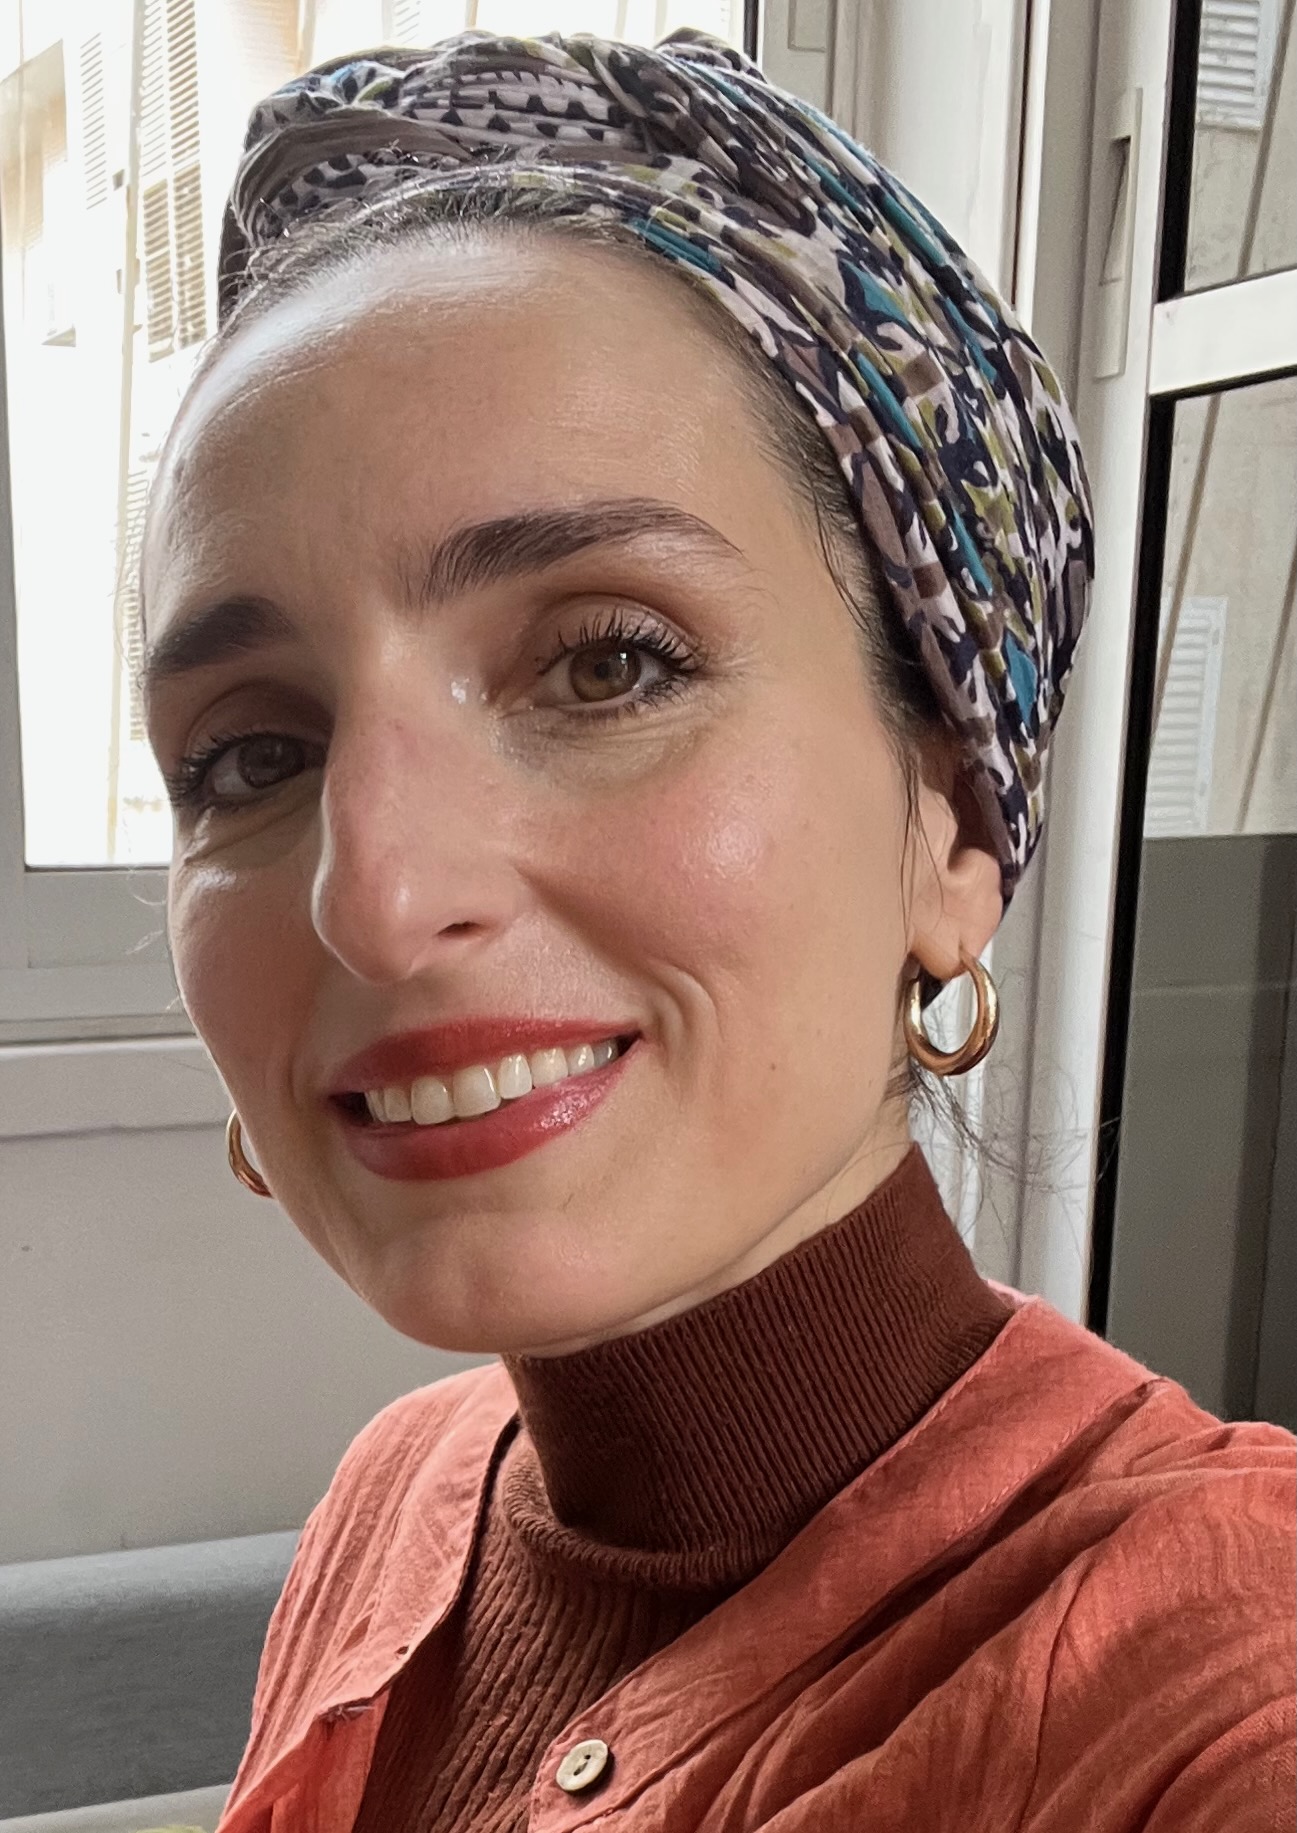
[522,1135,913,1360]
[503,1145,1010,1573]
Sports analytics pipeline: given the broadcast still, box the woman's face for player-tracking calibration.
[143,236,999,1355]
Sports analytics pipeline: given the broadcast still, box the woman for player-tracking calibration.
[138,28,1293,1832]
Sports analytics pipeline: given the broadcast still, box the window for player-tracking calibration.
[0,0,746,1034]
[2,0,309,953]
[1014,0,1297,1403]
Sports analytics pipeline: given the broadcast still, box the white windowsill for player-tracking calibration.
[0,1034,229,1140]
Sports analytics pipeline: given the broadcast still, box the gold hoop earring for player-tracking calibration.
[903,948,1000,1077]
[226,1111,273,1198]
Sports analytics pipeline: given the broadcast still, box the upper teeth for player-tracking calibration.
[365,1039,622,1125]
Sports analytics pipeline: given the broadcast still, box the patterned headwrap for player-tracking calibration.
[220,29,1093,899]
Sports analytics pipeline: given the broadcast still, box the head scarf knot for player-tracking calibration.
[221,28,1094,899]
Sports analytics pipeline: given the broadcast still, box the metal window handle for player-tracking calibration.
[1094,87,1143,380]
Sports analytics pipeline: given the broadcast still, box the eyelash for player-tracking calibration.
[162,606,704,813]
[541,605,701,717]
[162,731,321,813]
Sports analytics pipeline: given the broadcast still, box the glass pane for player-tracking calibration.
[1185,0,1296,290]
[1107,373,1297,1430]
[2,0,305,868]
[1147,378,1296,838]
[1,0,745,869]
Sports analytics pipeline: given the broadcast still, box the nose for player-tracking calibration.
[310,707,527,986]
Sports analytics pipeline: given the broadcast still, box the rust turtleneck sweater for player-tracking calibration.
[351,1146,1010,1831]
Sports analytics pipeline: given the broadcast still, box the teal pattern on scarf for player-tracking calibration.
[220,28,1094,898]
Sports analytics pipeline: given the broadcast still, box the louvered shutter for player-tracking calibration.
[382,2,474,42]
[64,20,128,348]
[141,178,174,353]
[115,468,153,743]
[1197,0,1276,129]
[139,0,206,362]
[387,0,427,39]
[230,0,303,90]
[78,35,110,210]
[1145,597,1228,838]
[140,0,171,356]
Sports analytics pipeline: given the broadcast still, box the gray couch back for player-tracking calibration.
[0,1531,298,1818]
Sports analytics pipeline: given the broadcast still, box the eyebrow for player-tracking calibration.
[398,500,741,606]
[139,593,296,701]
[141,499,742,699]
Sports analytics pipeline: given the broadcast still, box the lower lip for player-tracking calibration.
[335,1042,636,1182]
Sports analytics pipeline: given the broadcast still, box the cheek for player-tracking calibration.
[571,718,909,1082]
[168,856,315,1101]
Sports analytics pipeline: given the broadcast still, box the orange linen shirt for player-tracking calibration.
[216,1295,1296,1832]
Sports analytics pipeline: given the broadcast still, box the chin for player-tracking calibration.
[374,1290,632,1359]
[360,1225,660,1359]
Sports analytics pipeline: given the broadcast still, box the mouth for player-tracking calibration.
[331,1033,641,1182]
[333,1033,638,1127]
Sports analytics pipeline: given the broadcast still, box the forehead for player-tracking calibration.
[143,238,770,622]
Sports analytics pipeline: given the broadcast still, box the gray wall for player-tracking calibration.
[1107,833,1296,1423]
[0,1118,483,1564]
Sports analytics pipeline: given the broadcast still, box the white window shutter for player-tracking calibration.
[172,160,206,347]
[228,0,305,86]
[387,0,427,40]
[140,0,168,185]
[166,0,202,172]
[141,179,175,355]
[1145,596,1228,838]
[381,2,476,43]
[1197,0,1277,129]
[139,0,207,363]
[115,468,153,743]
[76,35,110,210]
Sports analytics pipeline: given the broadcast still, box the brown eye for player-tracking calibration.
[532,608,701,721]
[209,735,310,800]
[567,643,644,703]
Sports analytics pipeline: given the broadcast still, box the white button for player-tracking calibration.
[555,1737,611,1794]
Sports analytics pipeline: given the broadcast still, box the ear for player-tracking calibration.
[905,760,1003,983]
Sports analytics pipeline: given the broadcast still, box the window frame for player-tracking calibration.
[0,346,180,1040]
[1013,0,1297,1326]
[0,280,178,1042]
[0,0,190,1042]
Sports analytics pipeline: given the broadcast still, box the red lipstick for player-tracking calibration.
[327,1020,640,1183]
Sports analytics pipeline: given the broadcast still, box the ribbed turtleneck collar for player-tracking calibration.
[501,1146,1009,1583]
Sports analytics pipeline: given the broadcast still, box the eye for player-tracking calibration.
[164,732,322,811]
[209,735,310,799]
[565,640,654,703]
[537,607,702,717]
